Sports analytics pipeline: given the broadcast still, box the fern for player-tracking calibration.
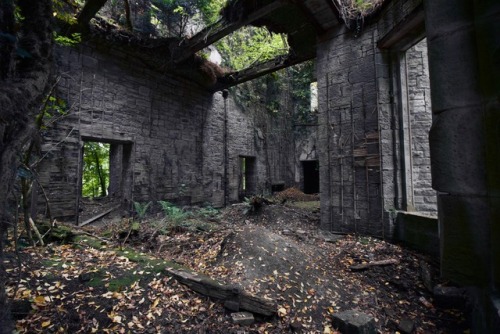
[133,201,152,220]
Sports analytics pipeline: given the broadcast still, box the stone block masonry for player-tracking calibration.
[37,43,305,220]
[317,0,426,237]
[37,44,221,219]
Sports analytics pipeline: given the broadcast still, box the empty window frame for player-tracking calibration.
[398,38,437,214]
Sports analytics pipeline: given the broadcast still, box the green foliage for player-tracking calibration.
[288,61,316,125]
[217,26,288,70]
[231,60,315,128]
[54,32,81,46]
[43,95,68,117]
[52,0,79,25]
[196,205,219,219]
[155,201,217,233]
[197,0,227,24]
[82,142,110,198]
[134,201,152,220]
[158,201,188,223]
[353,0,377,12]
[148,0,225,37]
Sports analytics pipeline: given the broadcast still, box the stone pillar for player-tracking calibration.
[424,0,500,331]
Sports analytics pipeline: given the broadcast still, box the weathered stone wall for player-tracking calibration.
[37,44,219,219]
[422,1,500,331]
[316,0,424,236]
[317,21,382,236]
[37,44,304,220]
[224,93,306,202]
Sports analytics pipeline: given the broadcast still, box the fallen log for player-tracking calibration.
[165,267,276,316]
[350,259,399,271]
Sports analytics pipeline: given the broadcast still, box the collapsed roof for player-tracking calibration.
[61,0,384,90]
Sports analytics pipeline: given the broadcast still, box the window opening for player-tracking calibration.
[310,82,318,113]
[399,38,437,215]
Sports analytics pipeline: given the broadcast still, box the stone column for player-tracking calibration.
[424,0,500,331]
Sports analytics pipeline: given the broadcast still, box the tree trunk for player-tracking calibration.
[0,0,54,331]
[93,149,107,197]
[77,0,108,29]
[123,0,133,31]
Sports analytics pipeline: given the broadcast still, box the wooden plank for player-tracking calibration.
[350,258,399,271]
[79,205,121,227]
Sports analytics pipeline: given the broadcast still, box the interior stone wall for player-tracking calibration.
[37,44,305,220]
[316,0,424,236]
[37,44,219,220]
[224,93,308,202]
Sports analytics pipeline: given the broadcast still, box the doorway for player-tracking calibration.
[78,139,133,224]
[239,156,256,198]
[82,141,110,198]
[302,160,319,194]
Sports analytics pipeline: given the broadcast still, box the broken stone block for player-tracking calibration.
[398,318,415,334]
[332,310,376,334]
[433,285,466,309]
[231,312,254,326]
[317,230,344,243]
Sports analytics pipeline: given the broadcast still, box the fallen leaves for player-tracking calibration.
[5,204,468,333]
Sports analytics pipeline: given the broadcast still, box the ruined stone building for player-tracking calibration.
[35,0,499,332]
[38,44,317,218]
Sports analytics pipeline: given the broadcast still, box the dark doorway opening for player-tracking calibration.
[302,160,319,194]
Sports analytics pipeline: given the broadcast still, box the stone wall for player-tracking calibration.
[317,19,382,236]
[316,0,425,236]
[37,44,219,220]
[37,44,306,221]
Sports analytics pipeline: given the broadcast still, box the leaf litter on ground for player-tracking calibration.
[5,200,468,333]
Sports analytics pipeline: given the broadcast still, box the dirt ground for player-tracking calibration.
[5,193,468,333]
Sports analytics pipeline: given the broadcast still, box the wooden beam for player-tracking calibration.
[79,205,120,227]
[214,52,315,91]
[292,0,326,34]
[377,5,425,50]
[174,0,289,64]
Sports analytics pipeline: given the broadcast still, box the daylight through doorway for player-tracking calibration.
[82,141,110,198]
